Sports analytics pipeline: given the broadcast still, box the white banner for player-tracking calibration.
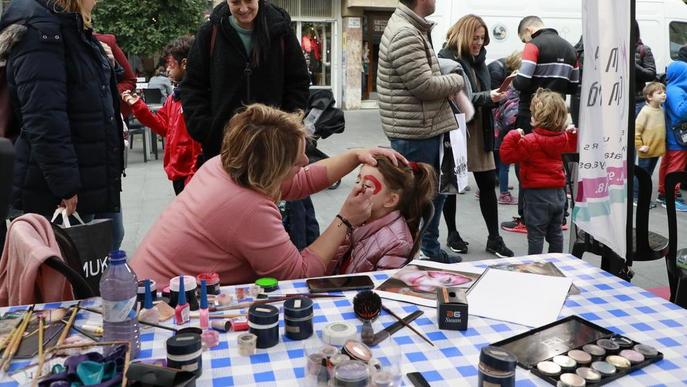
[573,0,630,257]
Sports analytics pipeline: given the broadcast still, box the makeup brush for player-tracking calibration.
[353,290,382,345]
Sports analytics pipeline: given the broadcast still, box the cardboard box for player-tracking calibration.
[437,287,468,331]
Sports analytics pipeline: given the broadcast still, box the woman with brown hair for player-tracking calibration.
[438,14,514,258]
[328,157,436,274]
[2,0,123,219]
[131,104,406,287]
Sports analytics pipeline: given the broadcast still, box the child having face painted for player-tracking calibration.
[327,156,437,274]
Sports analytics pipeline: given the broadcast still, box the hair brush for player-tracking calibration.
[353,290,381,345]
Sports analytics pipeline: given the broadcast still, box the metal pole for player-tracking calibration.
[626,0,636,267]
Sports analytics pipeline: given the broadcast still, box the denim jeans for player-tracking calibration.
[634,157,659,198]
[390,136,444,257]
[494,150,511,193]
[94,211,124,251]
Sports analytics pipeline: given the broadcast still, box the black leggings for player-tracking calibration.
[443,170,500,237]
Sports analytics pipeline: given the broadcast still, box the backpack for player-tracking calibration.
[0,24,26,142]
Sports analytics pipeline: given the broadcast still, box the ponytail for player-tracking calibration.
[401,162,437,257]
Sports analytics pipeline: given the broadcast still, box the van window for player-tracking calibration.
[669,22,687,59]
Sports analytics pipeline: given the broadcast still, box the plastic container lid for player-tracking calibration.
[255,277,278,291]
[197,272,220,284]
[284,297,313,319]
[170,275,197,292]
[248,304,279,325]
[166,333,201,356]
[479,346,517,372]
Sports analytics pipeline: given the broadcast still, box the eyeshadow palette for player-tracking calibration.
[491,315,663,386]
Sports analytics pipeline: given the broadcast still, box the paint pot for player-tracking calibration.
[552,355,577,371]
[581,344,606,359]
[342,340,372,362]
[536,361,562,377]
[169,275,199,311]
[255,277,279,293]
[333,360,370,387]
[237,333,257,356]
[137,280,157,306]
[596,339,620,353]
[284,297,314,340]
[633,344,658,359]
[196,273,220,295]
[177,327,202,336]
[166,333,202,377]
[478,346,516,387]
[605,355,631,370]
[619,349,645,365]
[322,322,357,347]
[610,335,633,349]
[557,373,586,387]
[201,330,220,349]
[567,350,592,365]
[575,367,602,383]
[248,304,280,349]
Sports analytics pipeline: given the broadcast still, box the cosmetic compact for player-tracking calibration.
[491,315,663,386]
[169,275,199,311]
[478,346,516,387]
[283,297,314,340]
[248,304,280,349]
[333,360,370,387]
[342,340,372,363]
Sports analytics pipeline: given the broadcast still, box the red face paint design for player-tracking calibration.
[362,175,382,195]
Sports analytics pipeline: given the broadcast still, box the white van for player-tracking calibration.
[429,0,687,73]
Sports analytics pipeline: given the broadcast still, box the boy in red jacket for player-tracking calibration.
[122,36,201,194]
[500,89,577,254]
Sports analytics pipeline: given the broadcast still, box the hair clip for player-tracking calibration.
[407,161,419,172]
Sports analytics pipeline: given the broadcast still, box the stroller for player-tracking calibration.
[282,89,345,250]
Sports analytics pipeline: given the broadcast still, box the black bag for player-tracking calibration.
[304,89,345,139]
[673,121,687,147]
[51,210,113,295]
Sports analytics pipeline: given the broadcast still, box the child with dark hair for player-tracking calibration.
[328,156,437,274]
[122,36,201,194]
[500,89,577,254]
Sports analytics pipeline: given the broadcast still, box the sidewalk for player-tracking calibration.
[121,109,681,291]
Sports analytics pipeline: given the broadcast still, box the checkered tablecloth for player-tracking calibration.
[1,253,686,386]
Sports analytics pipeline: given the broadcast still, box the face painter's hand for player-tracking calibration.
[356,147,408,167]
[339,184,373,227]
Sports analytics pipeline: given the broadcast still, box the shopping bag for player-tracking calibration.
[439,113,469,194]
[51,209,112,295]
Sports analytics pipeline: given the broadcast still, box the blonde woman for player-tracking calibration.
[2,0,124,219]
[131,104,406,287]
[438,14,513,258]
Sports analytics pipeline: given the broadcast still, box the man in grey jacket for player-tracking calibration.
[377,0,464,263]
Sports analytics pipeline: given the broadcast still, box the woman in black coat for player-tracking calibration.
[181,0,310,161]
[2,0,123,218]
[438,14,514,258]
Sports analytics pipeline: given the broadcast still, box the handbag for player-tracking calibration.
[673,121,687,147]
[51,209,113,295]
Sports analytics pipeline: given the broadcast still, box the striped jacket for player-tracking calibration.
[513,28,579,119]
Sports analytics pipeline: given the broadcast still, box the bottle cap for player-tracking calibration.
[255,277,278,292]
[177,274,187,305]
[200,280,208,309]
[144,279,154,309]
[108,250,127,264]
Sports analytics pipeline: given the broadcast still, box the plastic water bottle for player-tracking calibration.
[100,250,141,358]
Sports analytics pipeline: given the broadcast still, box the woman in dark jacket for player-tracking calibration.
[2,0,123,218]
[438,14,514,258]
[181,0,310,160]
[633,20,657,115]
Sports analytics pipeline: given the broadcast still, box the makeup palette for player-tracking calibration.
[491,315,663,386]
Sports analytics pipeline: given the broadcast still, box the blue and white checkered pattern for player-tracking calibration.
[1,254,687,386]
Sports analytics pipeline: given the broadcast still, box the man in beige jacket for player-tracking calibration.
[377,0,464,263]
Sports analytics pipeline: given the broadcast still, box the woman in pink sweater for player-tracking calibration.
[131,104,405,287]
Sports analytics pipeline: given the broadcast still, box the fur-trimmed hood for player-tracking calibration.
[0,24,27,63]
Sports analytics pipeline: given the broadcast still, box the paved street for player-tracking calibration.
[121,109,684,292]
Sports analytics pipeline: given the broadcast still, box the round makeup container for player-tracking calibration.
[237,333,257,356]
[248,304,280,349]
[619,349,645,365]
[342,340,372,363]
[322,322,357,347]
[371,370,402,387]
[333,360,370,387]
[582,344,606,359]
[552,355,577,371]
[633,344,658,359]
[536,361,562,377]
[557,373,586,387]
[197,273,220,295]
[320,344,339,359]
[596,339,620,353]
[330,353,351,368]
[284,297,314,340]
[169,275,199,311]
[177,327,202,336]
[575,367,602,383]
[591,361,616,376]
[606,355,631,370]
[478,346,517,387]
[568,350,592,366]
[610,335,633,349]
[166,333,202,377]
[255,277,279,293]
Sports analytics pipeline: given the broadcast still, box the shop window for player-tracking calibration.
[669,21,687,59]
[272,0,333,18]
[301,22,332,87]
